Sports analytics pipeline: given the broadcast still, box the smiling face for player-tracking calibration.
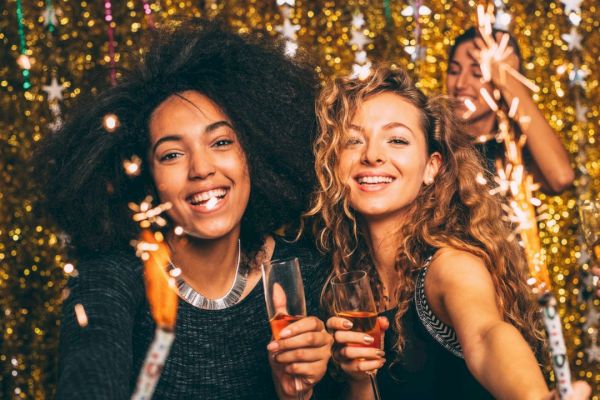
[149,91,251,240]
[337,92,441,223]
[446,40,495,128]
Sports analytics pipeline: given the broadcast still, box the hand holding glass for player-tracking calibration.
[331,271,382,400]
[262,257,306,399]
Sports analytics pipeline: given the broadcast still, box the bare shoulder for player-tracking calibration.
[427,247,495,292]
[425,247,501,327]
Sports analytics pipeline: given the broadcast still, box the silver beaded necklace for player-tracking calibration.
[169,240,247,310]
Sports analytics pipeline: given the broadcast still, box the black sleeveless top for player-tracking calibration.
[375,262,493,399]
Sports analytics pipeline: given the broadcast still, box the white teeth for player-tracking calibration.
[357,176,393,184]
[189,188,227,204]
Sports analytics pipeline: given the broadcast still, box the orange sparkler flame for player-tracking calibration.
[139,229,178,330]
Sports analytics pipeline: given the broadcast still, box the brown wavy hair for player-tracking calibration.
[305,65,544,356]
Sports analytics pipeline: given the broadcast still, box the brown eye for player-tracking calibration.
[159,152,183,162]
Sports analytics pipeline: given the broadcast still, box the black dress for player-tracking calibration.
[319,258,494,400]
[376,264,492,399]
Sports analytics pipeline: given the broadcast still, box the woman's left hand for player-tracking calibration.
[469,33,519,88]
[267,316,334,399]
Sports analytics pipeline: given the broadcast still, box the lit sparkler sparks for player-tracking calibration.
[74,303,88,327]
[205,196,219,210]
[102,113,120,133]
[123,155,142,177]
[128,196,172,229]
[477,5,573,396]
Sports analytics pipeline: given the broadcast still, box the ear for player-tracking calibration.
[423,152,442,185]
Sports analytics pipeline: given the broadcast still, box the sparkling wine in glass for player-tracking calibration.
[331,270,382,400]
[262,257,307,399]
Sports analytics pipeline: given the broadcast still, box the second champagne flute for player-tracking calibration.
[262,257,307,400]
[331,270,382,400]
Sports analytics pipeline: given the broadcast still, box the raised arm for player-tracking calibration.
[56,252,144,399]
[473,36,575,194]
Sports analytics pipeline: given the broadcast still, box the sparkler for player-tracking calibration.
[476,6,573,398]
[129,199,178,400]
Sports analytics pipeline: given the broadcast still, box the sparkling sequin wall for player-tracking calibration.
[0,0,598,398]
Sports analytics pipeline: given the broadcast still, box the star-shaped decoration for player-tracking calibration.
[561,27,583,51]
[575,99,588,122]
[352,13,365,29]
[351,62,372,81]
[585,341,600,363]
[276,18,300,40]
[350,30,371,49]
[568,67,588,87]
[404,45,426,61]
[42,5,58,29]
[354,50,368,64]
[284,40,298,57]
[43,77,64,101]
[401,5,414,17]
[276,0,295,6]
[561,0,583,14]
[568,12,582,26]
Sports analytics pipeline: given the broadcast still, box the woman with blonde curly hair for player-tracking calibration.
[307,65,590,399]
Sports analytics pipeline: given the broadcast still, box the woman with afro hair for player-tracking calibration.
[36,20,332,399]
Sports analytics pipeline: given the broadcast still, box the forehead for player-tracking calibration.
[450,40,477,62]
[150,91,228,128]
[351,92,423,132]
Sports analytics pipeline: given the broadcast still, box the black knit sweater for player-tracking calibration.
[57,238,328,399]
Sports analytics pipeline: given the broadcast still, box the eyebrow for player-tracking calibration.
[151,120,233,154]
[348,122,414,136]
[383,122,414,135]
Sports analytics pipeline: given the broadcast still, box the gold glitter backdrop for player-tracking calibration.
[0,0,598,398]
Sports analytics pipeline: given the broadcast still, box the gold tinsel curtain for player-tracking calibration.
[0,0,598,398]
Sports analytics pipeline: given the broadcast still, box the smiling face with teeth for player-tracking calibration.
[149,91,251,241]
[338,92,441,223]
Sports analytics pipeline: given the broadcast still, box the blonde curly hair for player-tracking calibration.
[305,65,544,355]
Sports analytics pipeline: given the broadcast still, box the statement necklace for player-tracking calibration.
[169,240,247,310]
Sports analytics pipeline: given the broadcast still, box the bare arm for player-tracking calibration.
[426,249,548,399]
[473,36,575,194]
[496,70,574,193]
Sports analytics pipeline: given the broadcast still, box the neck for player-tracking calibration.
[364,215,405,281]
[168,228,241,299]
[465,111,496,138]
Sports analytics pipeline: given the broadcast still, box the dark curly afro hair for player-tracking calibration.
[35,19,318,258]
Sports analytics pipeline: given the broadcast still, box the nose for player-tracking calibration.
[455,70,469,91]
[188,149,216,179]
[361,139,385,166]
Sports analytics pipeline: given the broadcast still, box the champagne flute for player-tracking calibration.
[331,271,382,400]
[262,257,306,400]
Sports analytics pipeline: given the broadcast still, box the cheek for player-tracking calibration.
[446,76,456,91]
[337,151,359,180]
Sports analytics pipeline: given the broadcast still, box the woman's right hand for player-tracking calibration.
[326,316,389,383]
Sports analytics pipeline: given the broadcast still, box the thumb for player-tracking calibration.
[566,381,591,400]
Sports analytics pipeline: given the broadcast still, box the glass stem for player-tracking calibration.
[367,371,381,400]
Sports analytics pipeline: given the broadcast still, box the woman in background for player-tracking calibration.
[447,27,574,194]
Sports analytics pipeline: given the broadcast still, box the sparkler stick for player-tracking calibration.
[476,6,573,398]
[129,199,178,400]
